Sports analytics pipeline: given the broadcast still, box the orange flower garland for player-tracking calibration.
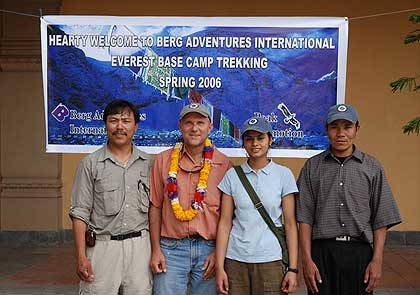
[167,138,214,222]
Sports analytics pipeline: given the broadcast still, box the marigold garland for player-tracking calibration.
[167,138,214,222]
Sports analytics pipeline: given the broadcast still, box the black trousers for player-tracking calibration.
[308,239,373,295]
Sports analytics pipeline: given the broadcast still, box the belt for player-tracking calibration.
[185,234,203,240]
[96,230,143,241]
[111,231,142,241]
[334,235,364,242]
[162,234,206,241]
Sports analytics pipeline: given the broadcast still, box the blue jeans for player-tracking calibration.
[153,237,217,295]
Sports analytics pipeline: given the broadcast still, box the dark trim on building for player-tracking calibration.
[0,230,419,247]
[386,231,420,246]
[0,230,73,247]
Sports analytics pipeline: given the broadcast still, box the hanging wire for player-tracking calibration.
[349,7,420,21]
[0,6,419,20]
[0,8,41,18]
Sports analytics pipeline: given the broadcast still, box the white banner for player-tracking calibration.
[41,16,348,157]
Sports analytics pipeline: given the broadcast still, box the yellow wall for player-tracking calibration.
[54,1,420,231]
[0,73,62,230]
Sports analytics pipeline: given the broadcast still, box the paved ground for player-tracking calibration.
[0,244,419,294]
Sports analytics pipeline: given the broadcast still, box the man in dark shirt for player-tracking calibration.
[296,104,401,295]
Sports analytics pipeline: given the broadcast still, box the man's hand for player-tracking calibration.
[364,258,382,292]
[77,256,94,282]
[202,251,216,280]
[215,268,229,294]
[302,258,322,293]
[281,271,298,293]
[150,248,167,274]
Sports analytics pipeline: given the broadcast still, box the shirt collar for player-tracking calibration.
[324,145,363,163]
[180,147,197,164]
[180,142,224,165]
[241,159,274,175]
[97,145,113,162]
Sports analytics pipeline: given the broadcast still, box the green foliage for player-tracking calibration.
[409,14,420,23]
[405,30,420,44]
[403,117,420,135]
[390,76,420,93]
[390,14,420,135]
[405,15,420,44]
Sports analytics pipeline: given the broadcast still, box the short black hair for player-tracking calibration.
[103,99,140,124]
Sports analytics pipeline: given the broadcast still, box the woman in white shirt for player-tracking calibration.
[215,116,299,295]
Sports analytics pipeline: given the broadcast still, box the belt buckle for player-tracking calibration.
[336,236,350,242]
[111,234,124,241]
[111,233,129,241]
[111,231,142,241]
[187,234,201,240]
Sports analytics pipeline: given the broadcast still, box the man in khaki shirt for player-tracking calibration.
[70,99,153,295]
[150,103,232,295]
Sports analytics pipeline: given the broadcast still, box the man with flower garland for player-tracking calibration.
[150,103,232,295]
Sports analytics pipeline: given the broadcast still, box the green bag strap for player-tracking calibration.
[233,165,289,265]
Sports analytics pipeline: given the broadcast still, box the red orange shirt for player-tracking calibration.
[150,146,232,240]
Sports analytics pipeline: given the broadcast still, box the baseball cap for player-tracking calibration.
[241,116,272,136]
[179,103,211,121]
[326,104,359,124]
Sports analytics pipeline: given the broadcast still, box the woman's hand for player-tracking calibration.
[281,271,298,293]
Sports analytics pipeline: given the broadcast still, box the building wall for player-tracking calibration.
[0,0,63,233]
[60,0,420,231]
[1,1,419,234]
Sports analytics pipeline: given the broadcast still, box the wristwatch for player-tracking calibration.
[286,267,299,274]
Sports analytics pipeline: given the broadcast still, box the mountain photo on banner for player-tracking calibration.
[46,24,337,150]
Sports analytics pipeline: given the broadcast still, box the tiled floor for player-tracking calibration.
[382,247,420,289]
[0,244,419,294]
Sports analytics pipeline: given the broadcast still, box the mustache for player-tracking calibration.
[112,130,127,136]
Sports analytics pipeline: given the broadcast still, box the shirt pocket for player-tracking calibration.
[94,180,122,216]
[348,179,371,212]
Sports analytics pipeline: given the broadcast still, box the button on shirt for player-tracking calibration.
[218,161,298,263]
[69,145,152,235]
[296,147,402,244]
[150,146,232,240]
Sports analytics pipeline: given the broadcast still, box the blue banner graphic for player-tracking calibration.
[41,16,348,157]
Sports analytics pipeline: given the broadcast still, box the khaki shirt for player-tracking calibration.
[150,146,232,240]
[70,145,152,235]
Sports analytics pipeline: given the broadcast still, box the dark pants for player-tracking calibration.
[309,239,373,295]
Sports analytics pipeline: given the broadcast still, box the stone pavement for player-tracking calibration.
[0,244,419,294]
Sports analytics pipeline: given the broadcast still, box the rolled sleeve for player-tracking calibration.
[371,166,402,230]
[69,207,90,224]
[69,158,94,223]
[296,162,315,225]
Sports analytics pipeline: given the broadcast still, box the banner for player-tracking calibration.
[41,16,348,157]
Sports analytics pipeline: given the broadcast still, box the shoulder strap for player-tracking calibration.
[233,165,289,265]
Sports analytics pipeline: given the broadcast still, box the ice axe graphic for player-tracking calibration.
[277,103,300,130]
